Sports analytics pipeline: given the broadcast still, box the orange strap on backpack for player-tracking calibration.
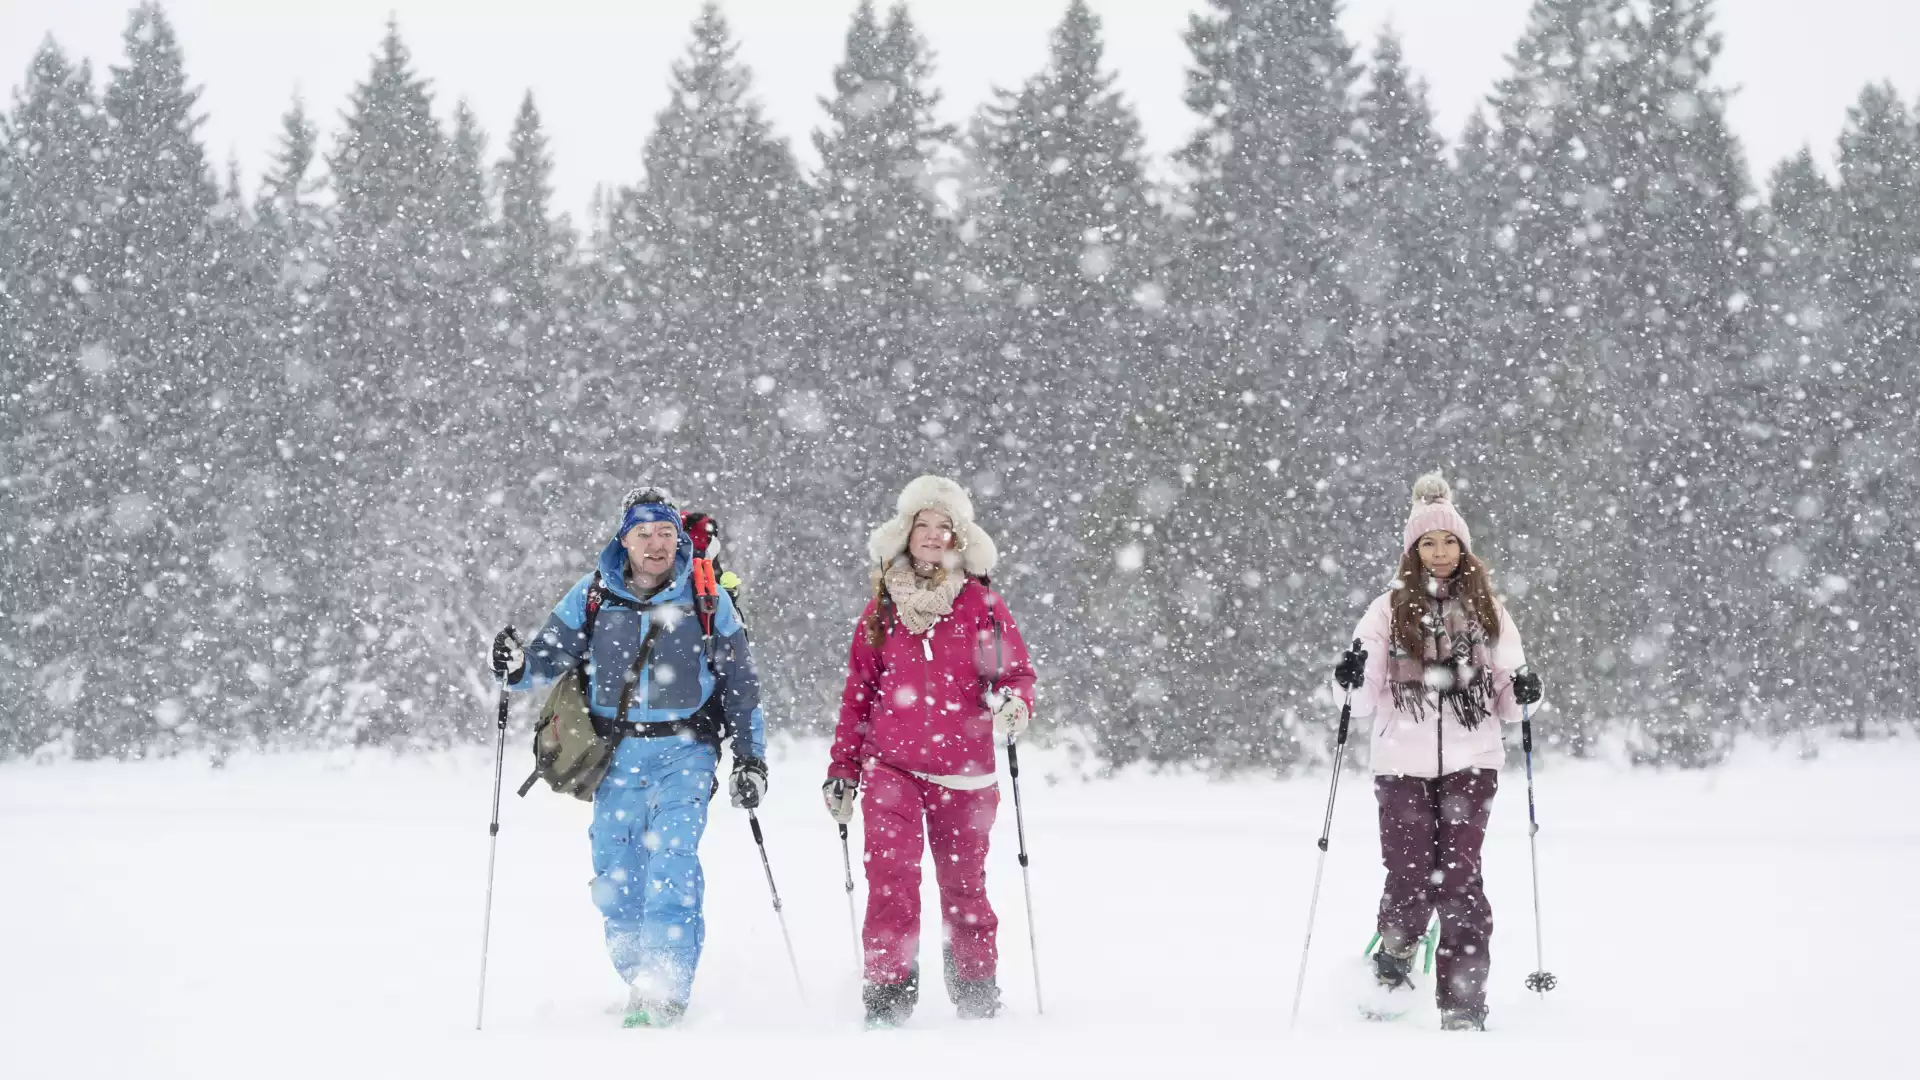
[691,557,719,639]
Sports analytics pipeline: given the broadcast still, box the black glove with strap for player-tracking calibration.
[729,756,768,809]
[1334,639,1367,690]
[491,626,525,681]
[1513,671,1543,706]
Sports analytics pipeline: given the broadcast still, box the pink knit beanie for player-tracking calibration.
[1402,473,1473,554]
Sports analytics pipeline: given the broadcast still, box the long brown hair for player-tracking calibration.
[862,566,893,650]
[1390,546,1501,660]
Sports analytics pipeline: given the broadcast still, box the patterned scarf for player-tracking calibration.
[1387,573,1497,730]
[883,558,965,635]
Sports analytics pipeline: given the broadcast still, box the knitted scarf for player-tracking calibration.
[883,558,964,635]
[1387,574,1497,731]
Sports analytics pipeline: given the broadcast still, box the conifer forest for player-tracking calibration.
[4,0,1916,769]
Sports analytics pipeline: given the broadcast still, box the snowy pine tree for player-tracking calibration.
[0,41,111,756]
[89,3,229,755]
[1749,150,1860,734]
[965,0,1172,762]
[322,19,462,742]
[1344,31,1468,448]
[1828,83,1920,728]
[1167,0,1363,766]
[806,1,959,479]
[1481,0,1756,761]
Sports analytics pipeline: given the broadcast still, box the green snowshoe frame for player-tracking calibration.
[1363,913,1440,975]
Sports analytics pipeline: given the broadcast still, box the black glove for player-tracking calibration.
[1513,671,1543,706]
[1334,639,1367,690]
[491,626,525,680]
[729,756,768,810]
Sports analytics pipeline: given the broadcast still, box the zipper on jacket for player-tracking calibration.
[1429,591,1446,782]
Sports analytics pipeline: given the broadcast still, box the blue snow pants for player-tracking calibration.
[589,736,718,1006]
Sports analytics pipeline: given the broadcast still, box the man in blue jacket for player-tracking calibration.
[491,486,768,1027]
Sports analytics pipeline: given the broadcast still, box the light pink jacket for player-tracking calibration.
[1346,591,1527,778]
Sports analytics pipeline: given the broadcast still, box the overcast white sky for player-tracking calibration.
[6,0,1917,222]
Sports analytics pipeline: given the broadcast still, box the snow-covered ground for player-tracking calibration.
[2,736,1906,1078]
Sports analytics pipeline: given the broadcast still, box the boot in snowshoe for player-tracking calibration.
[1440,1007,1487,1032]
[622,989,685,1029]
[1373,943,1417,991]
[952,977,1001,1019]
[863,966,919,1029]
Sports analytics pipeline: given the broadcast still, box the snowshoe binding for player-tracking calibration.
[622,990,685,1029]
[1357,939,1424,1022]
[1373,946,1417,991]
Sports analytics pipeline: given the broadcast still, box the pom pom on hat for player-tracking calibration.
[1402,471,1473,553]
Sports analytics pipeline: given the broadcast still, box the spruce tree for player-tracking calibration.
[322,18,455,742]
[0,42,111,756]
[1830,83,1920,726]
[496,91,567,377]
[1750,150,1860,733]
[1169,0,1362,767]
[89,2,226,756]
[808,0,958,474]
[1344,31,1467,463]
[966,0,1170,761]
[1481,0,1756,761]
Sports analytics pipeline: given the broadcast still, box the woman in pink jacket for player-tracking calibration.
[1334,473,1542,1031]
[824,475,1036,1028]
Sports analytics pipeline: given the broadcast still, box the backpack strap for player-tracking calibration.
[582,572,607,642]
[607,621,664,733]
[690,558,724,678]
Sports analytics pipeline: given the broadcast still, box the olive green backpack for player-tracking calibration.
[516,574,657,801]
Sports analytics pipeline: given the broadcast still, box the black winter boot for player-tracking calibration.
[863,966,919,1029]
[1440,1007,1488,1031]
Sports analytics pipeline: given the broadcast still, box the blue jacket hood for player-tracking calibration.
[597,529,693,605]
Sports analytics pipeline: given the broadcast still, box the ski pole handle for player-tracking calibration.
[750,814,765,846]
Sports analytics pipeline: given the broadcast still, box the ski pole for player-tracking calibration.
[839,821,862,977]
[1289,656,1359,1029]
[748,809,806,1000]
[1005,733,1044,1015]
[988,604,1045,1014]
[1521,701,1557,995]
[477,666,512,1030]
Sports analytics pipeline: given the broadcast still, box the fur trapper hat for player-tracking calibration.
[1402,472,1474,554]
[867,474,999,577]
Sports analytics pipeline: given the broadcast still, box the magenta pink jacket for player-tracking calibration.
[830,580,1037,782]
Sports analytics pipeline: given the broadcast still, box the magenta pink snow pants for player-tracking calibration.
[861,761,1000,985]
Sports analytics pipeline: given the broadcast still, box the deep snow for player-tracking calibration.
[0,736,1906,1078]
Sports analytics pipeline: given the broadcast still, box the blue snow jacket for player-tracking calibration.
[510,527,766,763]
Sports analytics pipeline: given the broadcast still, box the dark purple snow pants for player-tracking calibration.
[1375,768,1498,1013]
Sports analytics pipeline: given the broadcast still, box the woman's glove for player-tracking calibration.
[822,777,857,824]
[1334,639,1367,690]
[1513,671,1543,706]
[991,692,1030,739]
